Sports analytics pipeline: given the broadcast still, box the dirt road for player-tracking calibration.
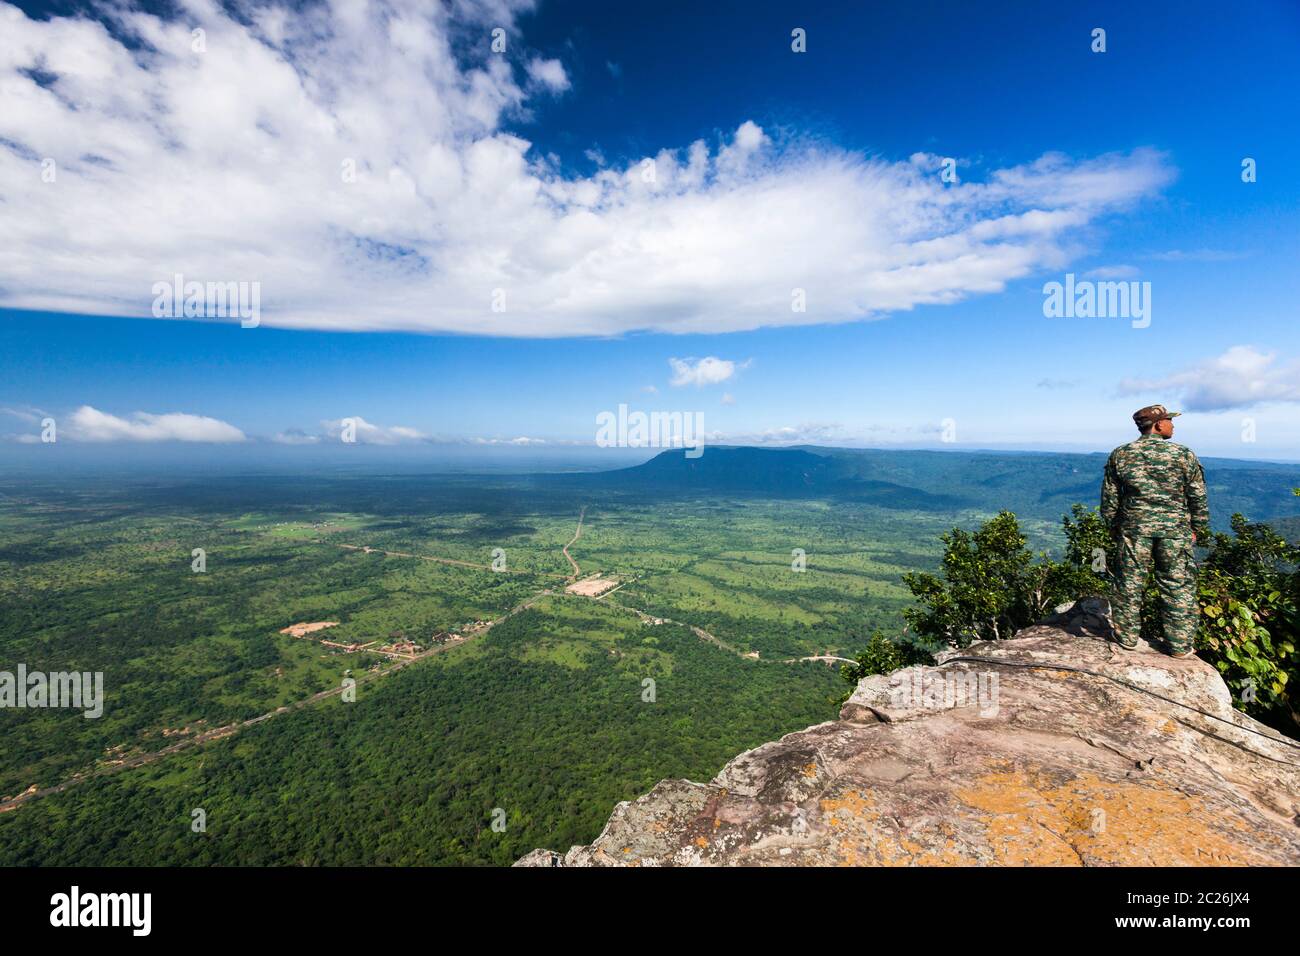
[0,588,555,815]
[336,543,567,578]
[1,504,823,815]
[562,506,586,579]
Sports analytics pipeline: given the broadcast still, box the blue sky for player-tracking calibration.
[2,0,1298,461]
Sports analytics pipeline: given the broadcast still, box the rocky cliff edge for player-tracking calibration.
[516,600,1300,866]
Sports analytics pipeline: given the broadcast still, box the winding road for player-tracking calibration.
[1,506,841,814]
[562,506,586,579]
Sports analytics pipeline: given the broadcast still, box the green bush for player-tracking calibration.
[900,507,1107,648]
[1192,493,1298,733]
[838,630,932,689]
[887,494,1299,738]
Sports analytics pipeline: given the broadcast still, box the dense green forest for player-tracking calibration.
[0,598,839,865]
[0,505,544,796]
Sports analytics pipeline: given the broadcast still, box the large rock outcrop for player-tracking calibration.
[517,600,1300,866]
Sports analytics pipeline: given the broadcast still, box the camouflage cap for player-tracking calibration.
[1133,404,1182,427]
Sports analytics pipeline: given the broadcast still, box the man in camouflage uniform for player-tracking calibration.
[1100,405,1210,656]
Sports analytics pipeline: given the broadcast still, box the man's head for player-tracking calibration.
[1133,404,1181,438]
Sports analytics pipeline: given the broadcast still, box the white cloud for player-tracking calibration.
[641,384,658,395]
[64,405,246,442]
[471,435,547,445]
[321,416,427,444]
[1118,346,1300,411]
[720,392,735,405]
[272,428,321,445]
[717,423,844,445]
[525,56,569,93]
[707,420,966,446]
[1083,264,1139,279]
[0,1,1174,338]
[669,356,747,387]
[0,405,47,424]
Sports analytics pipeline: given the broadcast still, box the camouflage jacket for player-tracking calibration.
[1100,434,1210,539]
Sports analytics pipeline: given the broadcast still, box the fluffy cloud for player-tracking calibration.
[0,405,47,424]
[669,356,747,387]
[1083,265,1139,279]
[0,1,1173,337]
[62,405,246,442]
[711,422,850,445]
[321,416,427,444]
[525,56,569,93]
[272,428,321,445]
[1118,346,1300,411]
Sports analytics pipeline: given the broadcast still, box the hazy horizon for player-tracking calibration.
[3,440,1298,481]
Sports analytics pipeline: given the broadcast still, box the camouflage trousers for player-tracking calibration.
[1110,533,1198,652]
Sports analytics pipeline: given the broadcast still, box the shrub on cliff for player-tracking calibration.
[838,630,932,690]
[893,494,1299,736]
[900,506,1106,648]
[1193,492,1298,734]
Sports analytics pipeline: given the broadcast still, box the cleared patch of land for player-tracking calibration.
[565,575,619,597]
[279,621,340,638]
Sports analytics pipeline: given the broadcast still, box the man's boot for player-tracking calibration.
[1111,630,1139,650]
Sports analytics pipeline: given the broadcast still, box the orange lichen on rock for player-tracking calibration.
[954,769,1276,866]
[819,789,979,866]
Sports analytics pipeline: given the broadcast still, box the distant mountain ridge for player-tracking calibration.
[555,445,1300,529]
